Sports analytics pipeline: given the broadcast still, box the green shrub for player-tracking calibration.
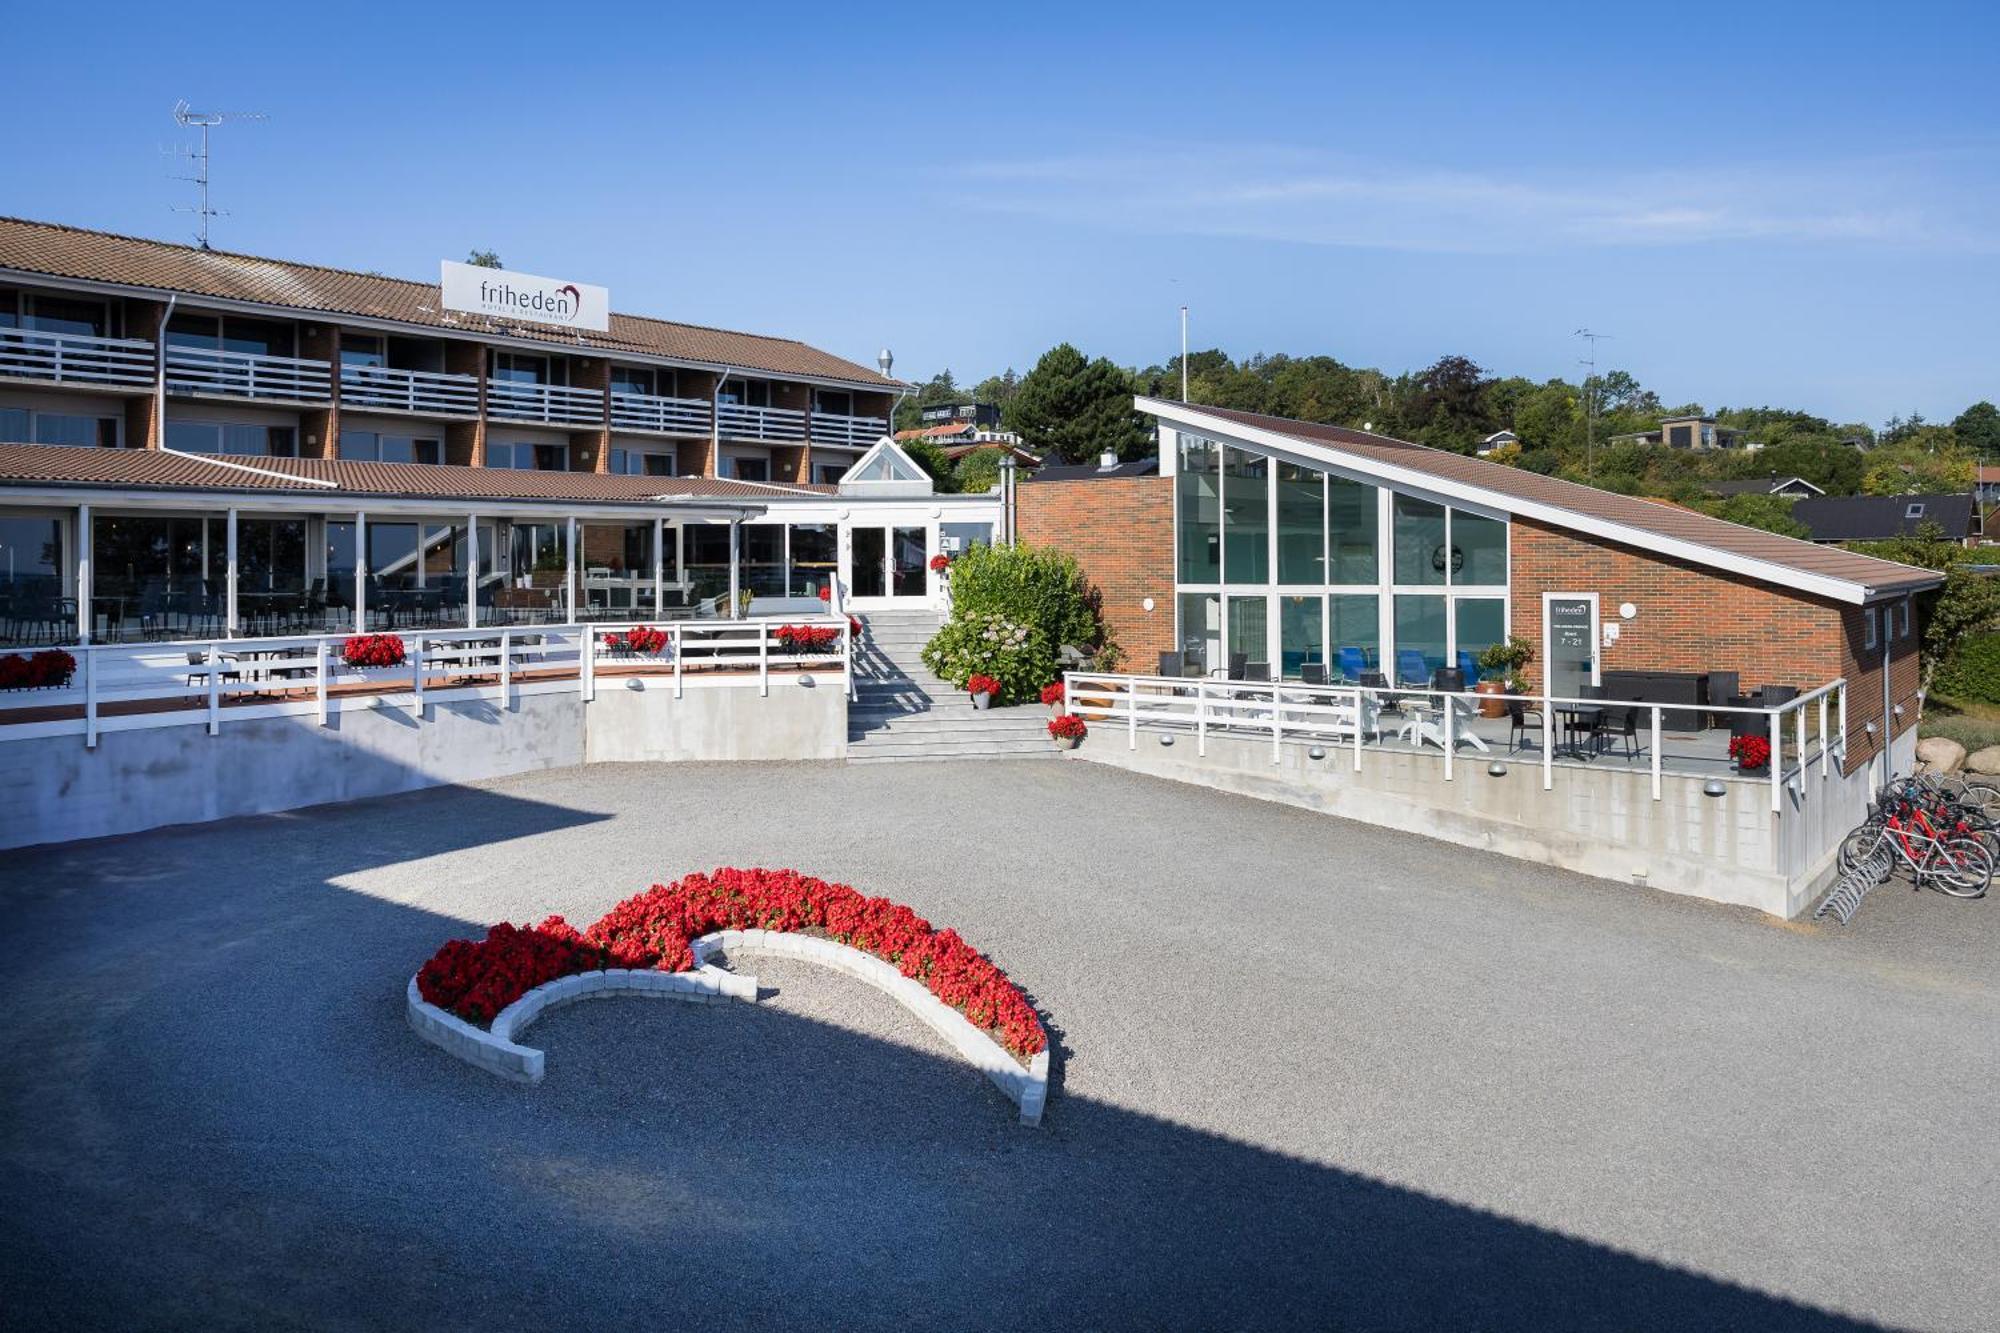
[943,541,1102,654]
[1932,633,2000,705]
[920,612,1055,704]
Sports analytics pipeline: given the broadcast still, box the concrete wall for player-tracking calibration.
[0,681,846,850]
[1074,728,1878,918]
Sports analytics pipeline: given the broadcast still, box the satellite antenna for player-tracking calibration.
[1575,327,1613,483]
[170,100,267,249]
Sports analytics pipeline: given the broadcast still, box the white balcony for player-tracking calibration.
[717,403,807,444]
[610,391,712,436]
[165,345,332,404]
[810,412,889,448]
[487,379,605,427]
[339,364,480,418]
[0,328,156,390]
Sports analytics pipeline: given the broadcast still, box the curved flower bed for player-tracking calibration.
[416,867,1046,1060]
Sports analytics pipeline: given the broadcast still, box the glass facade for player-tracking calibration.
[1173,430,1508,682]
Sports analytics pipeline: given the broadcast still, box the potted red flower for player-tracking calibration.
[928,553,951,574]
[1040,680,1065,715]
[1048,713,1087,749]
[1728,734,1771,773]
[605,626,668,656]
[342,633,407,669]
[966,673,1002,710]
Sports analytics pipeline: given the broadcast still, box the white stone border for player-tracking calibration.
[405,930,1050,1125]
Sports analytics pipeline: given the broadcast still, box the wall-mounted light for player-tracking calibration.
[1142,597,1155,612]
[1703,779,1727,797]
[1619,602,1637,620]
[1159,734,1175,747]
[1307,746,1326,760]
[1487,761,1507,777]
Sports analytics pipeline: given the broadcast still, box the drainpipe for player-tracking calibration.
[1882,608,1894,782]
[709,365,737,480]
[154,294,177,450]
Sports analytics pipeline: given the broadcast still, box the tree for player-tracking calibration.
[1695,492,1809,539]
[1849,523,2000,698]
[466,249,502,268]
[899,437,958,492]
[1511,380,1584,453]
[1951,401,2000,459]
[970,370,1021,409]
[1005,343,1151,463]
[1399,355,1496,451]
[1861,429,1974,495]
[892,370,962,431]
[952,446,1010,494]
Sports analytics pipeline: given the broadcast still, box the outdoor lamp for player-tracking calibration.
[1308,746,1326,760]
[1159,734,1174,746]
[1488,761,1507,777]
[1703,779,1727,797]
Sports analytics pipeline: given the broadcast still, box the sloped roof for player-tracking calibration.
[0,216,900,389]
[0,443,826,505]
[1792,493,1976,543]
[1142,399,1941,603]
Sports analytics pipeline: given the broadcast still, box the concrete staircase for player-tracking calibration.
[847,609,1060,763]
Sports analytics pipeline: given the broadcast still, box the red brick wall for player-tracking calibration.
[1016,475,1175,665]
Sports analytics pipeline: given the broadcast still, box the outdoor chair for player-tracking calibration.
[1156,651,1182,678]
[1591,703,1642,761]
[1707,671,1739,729]
[1395,649,1430,689]
[1244,661,1271,682]
[1336,646,1368,683]
[1227,652,1248,681]
[1506,696,1545,754]
[1301,662,1328,686]
[1456,650,1481,684]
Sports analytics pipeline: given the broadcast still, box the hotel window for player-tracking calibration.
[728,456,769,482]
[788,524,838,597]
[1176,433,1221,583]
[813,389,854,416]
[1864,608,1878,651]
[20,294,110,337]
[609,447,674,476]
[165,421,295,456]
[165,313,294,358]
[610,366,655,397]
[1327,474,1378,583]
[488,441,570,471]
[1393,495,1448,586]
[1899,599,1911,639]
[1221,446,1268,583]
[718,378,772,408]
[1,408,120,448]
[343,431,441,465]
[0,511,65,605]
[492,352,558,385]
[1275,460,1324,584]
[813,463,844,484]
[339,334,386,368]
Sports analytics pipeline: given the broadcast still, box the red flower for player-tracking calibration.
[413,868,1047,1058]
[1039,681,1065,706]
[928,553,951,574]
[816,586,832,602]
[0,649,76,689]
[341,634,406,668]
[1048,714,1087,741]
[1728,734,1772,770]
[774,623,840,654]
[966,673,1003,697]
[607,626,668,655]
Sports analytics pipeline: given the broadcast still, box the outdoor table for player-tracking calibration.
[1553,704,1603,758]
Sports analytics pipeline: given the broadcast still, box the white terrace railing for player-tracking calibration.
[0,617,853,749]
[810,412,889,448]
[0,328,157,389]
[486,379,606,427]
[1062,672,1849,815]
[339,364,481,417]
[165,345,333,403]
[610,391,713,436]
[717,403,808,444]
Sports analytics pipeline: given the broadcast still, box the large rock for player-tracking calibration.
[1965,745,2000,776]
[1916,736,1967,773]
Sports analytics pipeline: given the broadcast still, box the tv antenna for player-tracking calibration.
[1575,328,1613,482]
[170,101,267,249]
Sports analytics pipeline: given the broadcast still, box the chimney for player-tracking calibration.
[1098,450,1117,470]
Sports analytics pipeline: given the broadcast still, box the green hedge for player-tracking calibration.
[940,542,1102,655]
[1933,633,2000,705]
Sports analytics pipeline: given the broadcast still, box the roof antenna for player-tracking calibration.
[170,100,267,249]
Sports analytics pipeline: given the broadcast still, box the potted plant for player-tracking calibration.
[1475,637,1534,718]
[1040,680,1066,716]
[342,633,407,671]
[1048,713,1087,749]
[929,553,951,575]
[1728,734,1771,773]
[967,673,1002,710]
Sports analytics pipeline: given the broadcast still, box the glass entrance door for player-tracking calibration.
[847,525,930,603]
[1543,594,1597,698]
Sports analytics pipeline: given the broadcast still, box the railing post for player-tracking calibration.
[315,639,329,725]
[1650,705,1662,801]
[581,628,595,701]
[206,643,220,735]
[1352,687,1363,771]
[1442,691,1454,781]
[83,648,97,750]
[1795,704,1807,802]
[1196,678,1207,756]
[758,623,769,698]
[500,628,513,709]
[673,625,684,700]
[1272,680,1282,765]
[1541,688,1553,791]
[1769,710,1782,814]
[412,639,424,712]
[1128,677,1138,750]
[1819,692,1830,780]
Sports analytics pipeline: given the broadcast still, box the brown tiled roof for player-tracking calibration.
[0,444,829,505]
[0,217,901,389]
[1156,402,1943,599]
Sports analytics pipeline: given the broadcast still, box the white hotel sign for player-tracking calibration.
[440,260,610,333]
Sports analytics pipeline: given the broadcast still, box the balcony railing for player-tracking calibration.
[339,364,480,417]
[610,391,712,436]
[486,379,606,427]
[165,345,333,404]
[0,328,156,390]
[810,412,889,448]
[717,403,807,443]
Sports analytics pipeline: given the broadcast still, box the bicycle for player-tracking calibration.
[1837,776,1993,899]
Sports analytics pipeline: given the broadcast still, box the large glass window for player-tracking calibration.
[30,413,120,448]
[578,523,654,620]
[168,421,296,457]
[938,521,993,562]
[1222,447,1268,584]
[0,513,65,641]
[1392,595,1448,684]
[1176,433,1220,583]
[1454,597,1507,679]
[789,524,838,598]
[684,524,732,610]
[741,525,785,597]
[1276,461,1323,584]
[1454,511,1507,585]
[1279,594,1323,679]
[343,431,441,465]
[1178,592,1220,674]
[609,447,673,476]
[0,408,23,441]
[91,515,225,641]
[1328,476,1377,583]
[1393,495,1447,586]
[1329,594,1379,677]
[1227,594,1268,672]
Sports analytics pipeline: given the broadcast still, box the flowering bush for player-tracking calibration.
[1048,714,1087,742]
[774,623,840,654]
[966,673,1002,698]
[1039,681,1065,707]
[605,625,668,655]
[928,553,951,574]
[815,585,832,603]
[0,649,76,690]
[415,867,1047,1058]
[342,634,406,668]
[1728,734,1772,771]
[920,611,1055,705]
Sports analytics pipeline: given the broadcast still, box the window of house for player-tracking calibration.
[23,294,109,337]
[1864,608,1878,651]
[342,431,441,465]
[728,456,769,482]
[814,389,853,416]
[166,313,294,357]
[492,352,553,385]
[719,378,772,408]
[813,463,844,484]
[339,334,386,368]
[1905,503,1926,520]
[167,421,296,456]
[609,447,673,476]
[0,289,16,328]
[1899,599,1911,639]
[1,408,120,447]
[610,366,654,397]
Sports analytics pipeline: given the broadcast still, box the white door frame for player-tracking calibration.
[1540,590,1601,698]
[842,519,934,609]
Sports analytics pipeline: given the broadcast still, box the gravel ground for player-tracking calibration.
[1,758,1996,1331]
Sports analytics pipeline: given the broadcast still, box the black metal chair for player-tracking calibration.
[1227,652,1248,681]
[1707,671,1739,730]
[1506,696,1545,753]
[1591,703,1642,761]
[1156,650,1182,678]
[1243,661,1271,682]
[1301,662,1328,686]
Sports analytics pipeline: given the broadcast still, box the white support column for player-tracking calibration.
[83,649,98,749]
[652,517,665,619]
[76,504,92,644]
[1442,692,1454,781]
[1541,687,1554,791]
[1795,704,1807,800]
[354,511,368,633]
[1352,688,1364,771]
[225,508,239,638]
[565,516,577,625]
[315,640,329,726]
[1650,706,1662,801]
[1819,693,1830,780]
[500,627,513,709]
[466,514,479,630]
[727,520,741,619]
[1769,710,1783,813]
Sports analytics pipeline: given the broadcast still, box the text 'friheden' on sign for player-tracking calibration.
[440,260,610,333]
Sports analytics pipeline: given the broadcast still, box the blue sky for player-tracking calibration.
[2,1,1994,424]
